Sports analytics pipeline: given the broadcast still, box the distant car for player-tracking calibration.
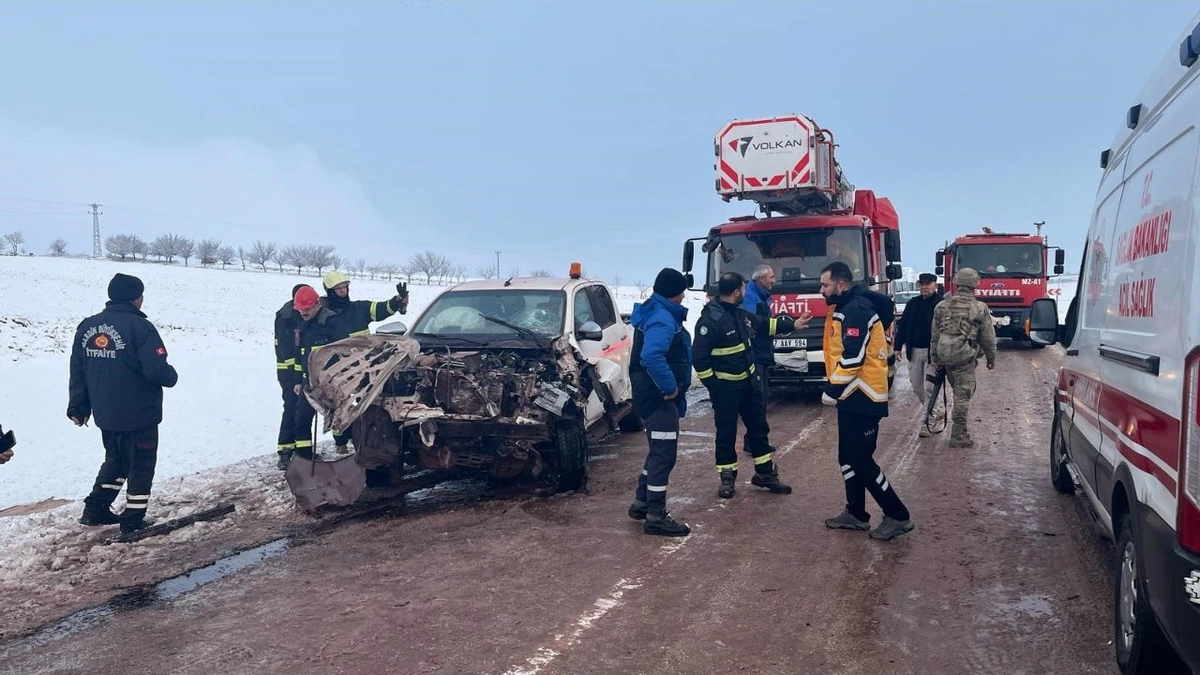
[893,290,920,319]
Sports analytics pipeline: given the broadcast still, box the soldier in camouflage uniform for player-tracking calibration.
[929,268,997,448]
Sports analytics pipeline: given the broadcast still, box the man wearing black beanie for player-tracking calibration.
[68,273,178,535]
[273,284,308,469]
[626,267,693,536]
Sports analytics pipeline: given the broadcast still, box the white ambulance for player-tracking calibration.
[1029,12,1200,674]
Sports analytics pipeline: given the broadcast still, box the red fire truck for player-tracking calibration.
[681,114,903,392]
[935,225,1066,346]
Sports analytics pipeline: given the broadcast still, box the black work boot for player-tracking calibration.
[643,511,690,537]
[79,504,120,526]
[119,514,153,535]
[276,449,293,470]
[628,500,648,520]
[718,469,737,499]
[752,468,793,494]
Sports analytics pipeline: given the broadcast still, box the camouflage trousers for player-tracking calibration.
[944,362,977,443]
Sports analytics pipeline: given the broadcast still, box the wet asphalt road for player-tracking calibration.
[0,344,1131,675]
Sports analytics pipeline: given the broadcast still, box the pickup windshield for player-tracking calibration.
[954,243,1043,276]
[411,290,566,340]
[709,228,867,292]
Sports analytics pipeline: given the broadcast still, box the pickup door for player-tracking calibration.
[572,283,633,422]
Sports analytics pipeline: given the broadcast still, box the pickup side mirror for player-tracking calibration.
[376,320,408,336]
[1029,298,1058,346]
[577,320,604,341]
[885,264,903,280]
[1055,249,1066,266]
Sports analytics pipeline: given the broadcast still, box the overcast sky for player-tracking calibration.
[0,1,1195,281]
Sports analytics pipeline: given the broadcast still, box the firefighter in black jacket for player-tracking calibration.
[274,284,306,469]
[693,272,796,499]
[321,270,409,453]
[68,273,178,534]
[291,286,340,458]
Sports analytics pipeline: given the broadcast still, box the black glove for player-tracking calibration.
[0,426,15,453]
[775,314,796,334]
[396,282,409,300]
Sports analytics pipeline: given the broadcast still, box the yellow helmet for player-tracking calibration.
[323,270,350,290]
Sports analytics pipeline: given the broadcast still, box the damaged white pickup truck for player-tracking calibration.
[287,271,641,511]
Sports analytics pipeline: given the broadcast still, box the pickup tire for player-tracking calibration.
[1114,517,1179,674]
[549,419,588,492]
[1050,414,1075,494]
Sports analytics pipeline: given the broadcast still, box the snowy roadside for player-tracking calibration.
[0,451,305,637]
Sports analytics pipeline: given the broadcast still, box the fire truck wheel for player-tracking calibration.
[1050,415,1075,494]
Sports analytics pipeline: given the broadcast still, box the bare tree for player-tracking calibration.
[150,235,173,262]
[3,231,25,255]
[475,264,497,280]
[353,258,368,278]
[381,262,402,281]
[508,267,521,279]
[328,254,342,273]
[399,260,417,283]
[408,250,450,284]
[104,234,138,261]
[611,274,622,289]
[49,238,68,257]
[635,279,650,299]
[305,244,337,275]
[176,237,196,267]
[216,246,237,269]
[132,236,149,261]
[281,245,306,274]
[365,263,380,280]
[247,240,277,272]
[196,239,221,267]
[237,245,247,270]
[269,247,288,273]
[529,268,553,278]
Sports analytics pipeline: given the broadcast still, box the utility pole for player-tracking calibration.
[494,249,502,277]
[90,203,103,259]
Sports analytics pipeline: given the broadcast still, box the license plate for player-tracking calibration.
[775,338,807,349]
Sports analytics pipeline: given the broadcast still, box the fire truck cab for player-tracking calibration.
[936,228,1066,346]
[682,115,903,392]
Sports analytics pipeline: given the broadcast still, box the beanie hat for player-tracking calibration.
[107,273,145,303]
[653,268,688,298]
[293,286,320,310]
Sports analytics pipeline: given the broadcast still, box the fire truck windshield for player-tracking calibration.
[955,243,1043,277]
[709,228,866,292]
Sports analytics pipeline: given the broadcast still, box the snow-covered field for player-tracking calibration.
[0,255,705,512]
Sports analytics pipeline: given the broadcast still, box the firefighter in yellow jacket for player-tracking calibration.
[819,262,915,541]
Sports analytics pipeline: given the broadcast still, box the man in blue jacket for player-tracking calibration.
[68,273,179,534]
[741,264,810,402]
[626,268,693,537]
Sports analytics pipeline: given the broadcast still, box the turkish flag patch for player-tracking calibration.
[847,328,860,337]
[156,347,167,357]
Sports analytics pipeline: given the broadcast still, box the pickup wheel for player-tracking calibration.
[1050,414,1075,494]
[1114,518,1179,674]
[549,419,588,492]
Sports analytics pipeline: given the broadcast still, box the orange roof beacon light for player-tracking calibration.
[569,262,583,279]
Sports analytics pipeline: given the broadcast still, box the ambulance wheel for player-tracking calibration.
[1050,415,1075,494]
[1114,518,1180,674]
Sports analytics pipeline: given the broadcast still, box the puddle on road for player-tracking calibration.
[5,539,289,652]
